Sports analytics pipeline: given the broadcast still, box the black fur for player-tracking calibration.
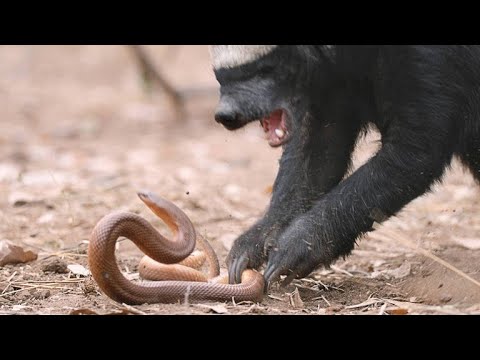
[212,45,480,287]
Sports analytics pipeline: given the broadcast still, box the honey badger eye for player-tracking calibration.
[258,64,276,75]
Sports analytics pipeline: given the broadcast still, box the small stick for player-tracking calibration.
[6,272,17,283]
[330,265,354,277]
[238,304,256,315]
[378,302,387,315]
[128,45,185,120]
[12,279,84,284]
[0,284,83,298]
[13,284,81,291]
[1,271,17,295]
[317,279,329,291]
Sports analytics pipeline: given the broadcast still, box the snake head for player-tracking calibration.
[137,190,157,205]
[137,190,195,236]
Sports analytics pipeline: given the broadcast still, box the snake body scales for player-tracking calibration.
[88,191,264,305]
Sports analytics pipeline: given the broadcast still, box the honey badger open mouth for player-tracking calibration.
[260,109,290,147]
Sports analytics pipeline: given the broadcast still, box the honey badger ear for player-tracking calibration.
[209,45,278,70]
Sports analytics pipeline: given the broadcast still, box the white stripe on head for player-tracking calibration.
[210,45,278,69]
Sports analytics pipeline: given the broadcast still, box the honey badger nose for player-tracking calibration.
[214,100,243,129]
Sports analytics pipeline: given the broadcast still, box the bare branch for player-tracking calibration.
[128,45,185,120]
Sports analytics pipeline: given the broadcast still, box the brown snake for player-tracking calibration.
[88,191,264,305]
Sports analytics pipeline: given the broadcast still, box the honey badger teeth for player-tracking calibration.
[275,128,285,138]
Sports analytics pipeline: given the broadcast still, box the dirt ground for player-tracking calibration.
[1,45,479,315]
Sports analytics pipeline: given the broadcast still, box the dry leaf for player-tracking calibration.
[289,287,304,309]
[0,240,38,266]
[194,304,229,314]
[386,308,409,315]
[67,264,90,277]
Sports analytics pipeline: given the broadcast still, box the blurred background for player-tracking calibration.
[0,45,479,314]
[0,45,281,259]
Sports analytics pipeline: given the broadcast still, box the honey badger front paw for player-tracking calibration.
[226,220,291,285]
[263,215,335,288]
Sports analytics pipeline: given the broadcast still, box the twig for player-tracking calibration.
[330,265,354,277]
[238,304,256,315]
[128,45,185,120]
[0,284,83,298]
[12,279,84,284]
[329,285,345,292]
[43,252,88,259]
[316,279,329,291]
[235,301,256,306]
[7,283,82,292]
[300,277,327,288]
[2,278,84,297]
[292,283,318,292]
[350,270,371,277]
[6,271,17,283]
[0,288,29,298]
[378,302,387,315]
[39,244,88,261]
[345,298,381,309]
[1,271,17,295]
[120,303,147,315]
[321,295,331,307]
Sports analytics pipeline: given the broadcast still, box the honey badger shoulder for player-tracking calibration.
[210,45,480,286]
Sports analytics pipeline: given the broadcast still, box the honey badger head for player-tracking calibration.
[210,45,335,147]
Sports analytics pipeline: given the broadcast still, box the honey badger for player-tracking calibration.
[210,45,480,288]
